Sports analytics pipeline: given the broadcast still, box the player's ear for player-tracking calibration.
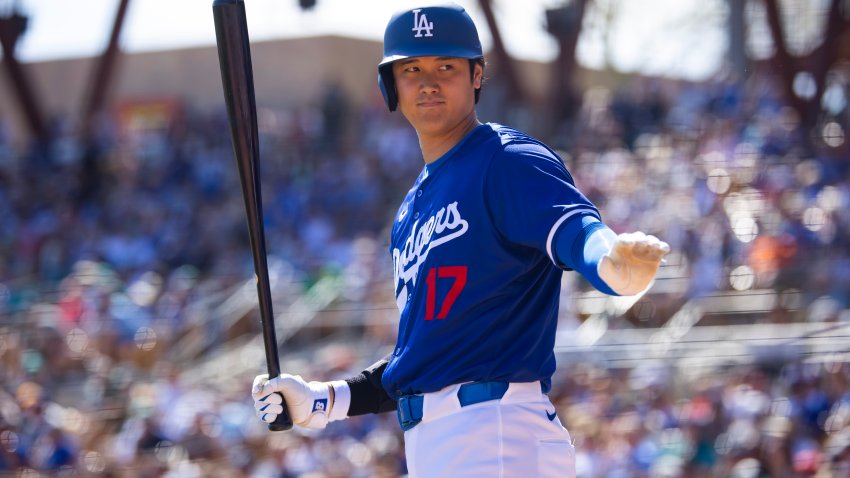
[472,62,483,89]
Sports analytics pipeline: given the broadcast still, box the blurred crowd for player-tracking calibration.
[1,65,849,477]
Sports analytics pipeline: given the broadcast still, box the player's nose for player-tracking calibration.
[418,73,439,94]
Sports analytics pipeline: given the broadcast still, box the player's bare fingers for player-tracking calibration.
[642,235,666,260]
[632,237,655,258]
[612,234,637,258]
[617,232,638,246]
[650,241,671,260]
[644,234,661,247]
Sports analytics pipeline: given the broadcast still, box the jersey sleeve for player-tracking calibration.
[484,141,600,267]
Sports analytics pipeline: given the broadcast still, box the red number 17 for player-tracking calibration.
[424,266,467,321]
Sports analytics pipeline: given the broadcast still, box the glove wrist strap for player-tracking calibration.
[328,380,351,422]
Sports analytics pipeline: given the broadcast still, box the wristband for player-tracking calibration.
[328,380,351,421]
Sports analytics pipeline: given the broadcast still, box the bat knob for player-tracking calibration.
[267,412,294,432]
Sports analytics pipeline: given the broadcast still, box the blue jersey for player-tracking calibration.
[382,123,600,397]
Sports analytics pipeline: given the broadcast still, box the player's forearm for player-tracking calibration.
[554,215,619,295]
[341,355,397,417]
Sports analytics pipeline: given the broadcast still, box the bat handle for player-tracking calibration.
[268,394,294,431]
[265,363,293,431]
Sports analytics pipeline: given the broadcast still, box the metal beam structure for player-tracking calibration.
[477,0,524,104]
[81,0,131,139]
[0,8,47,141]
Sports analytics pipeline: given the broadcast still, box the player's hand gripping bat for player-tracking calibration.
[212,0,293,432]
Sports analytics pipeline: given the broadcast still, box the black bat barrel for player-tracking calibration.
[212,0,293,432]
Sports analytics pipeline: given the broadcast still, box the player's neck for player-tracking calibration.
[417,114,481,164]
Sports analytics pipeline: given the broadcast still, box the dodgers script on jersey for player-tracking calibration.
[382,123,601,397]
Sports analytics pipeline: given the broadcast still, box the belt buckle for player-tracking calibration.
[397,394,424,431]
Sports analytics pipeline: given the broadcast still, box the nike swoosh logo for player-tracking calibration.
[546,410,557,421]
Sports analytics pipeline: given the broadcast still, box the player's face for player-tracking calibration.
[392,56,482,138]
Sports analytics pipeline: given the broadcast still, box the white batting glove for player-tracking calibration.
[252,374,350,429]
[598,231,670,296]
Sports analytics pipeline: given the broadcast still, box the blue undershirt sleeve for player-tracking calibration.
[553,215,620,296]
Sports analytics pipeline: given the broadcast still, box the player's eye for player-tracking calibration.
[439,64,454,71]
[404,66,420,73]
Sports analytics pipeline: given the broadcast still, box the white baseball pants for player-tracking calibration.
[403,381,576,478]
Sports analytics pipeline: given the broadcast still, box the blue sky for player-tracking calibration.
[11,0,725,80]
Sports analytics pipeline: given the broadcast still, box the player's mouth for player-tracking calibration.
[417,99,445,108]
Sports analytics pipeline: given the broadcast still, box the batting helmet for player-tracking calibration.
[378,4,483,112]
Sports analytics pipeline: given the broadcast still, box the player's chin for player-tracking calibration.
[410,116,452,134]
[413,106,448,120]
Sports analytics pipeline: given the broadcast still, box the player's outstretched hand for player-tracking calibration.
[597,231,670,296]
[252,374,333,429]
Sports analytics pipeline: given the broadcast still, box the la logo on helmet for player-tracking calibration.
[412,9,434,37]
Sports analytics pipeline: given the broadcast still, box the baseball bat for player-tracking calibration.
[212,0,293,432]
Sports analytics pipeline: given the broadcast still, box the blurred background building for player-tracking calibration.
[0,0,849,476]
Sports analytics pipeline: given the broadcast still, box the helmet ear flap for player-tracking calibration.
[378,67,398,112]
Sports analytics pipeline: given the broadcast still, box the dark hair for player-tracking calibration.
[469,58,486,103]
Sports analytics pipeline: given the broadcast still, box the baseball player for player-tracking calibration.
[252,4,669,477]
